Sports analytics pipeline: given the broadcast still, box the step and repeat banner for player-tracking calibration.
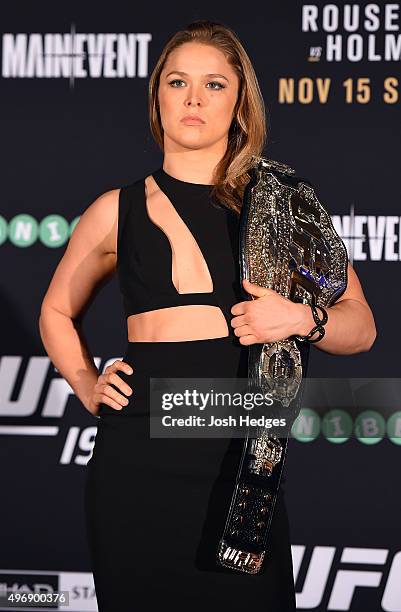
[0,2,399,611]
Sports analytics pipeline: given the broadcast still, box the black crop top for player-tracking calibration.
[116,167,243,336]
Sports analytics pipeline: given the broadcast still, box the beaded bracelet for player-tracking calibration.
[295,304,328,344]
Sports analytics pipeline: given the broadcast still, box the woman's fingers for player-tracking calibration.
[97,389,127,411]
[96,359,134,411]
[112,359,134,377]
[107,369,133,397]
[101,384,130,409]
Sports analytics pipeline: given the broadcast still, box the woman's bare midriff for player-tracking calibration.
[127,305,229,342]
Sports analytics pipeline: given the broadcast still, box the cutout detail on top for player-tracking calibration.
[127,305,229,342]
[145,175,213,294]
[124,177,230,342]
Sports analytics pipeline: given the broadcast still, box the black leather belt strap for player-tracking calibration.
[216,343,308,574]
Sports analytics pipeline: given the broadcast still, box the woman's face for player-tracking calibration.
[158,42,240,151]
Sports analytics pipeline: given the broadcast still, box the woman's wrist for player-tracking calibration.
[294,303,320,338]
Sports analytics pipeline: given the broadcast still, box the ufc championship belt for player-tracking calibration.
[216,156,348,574]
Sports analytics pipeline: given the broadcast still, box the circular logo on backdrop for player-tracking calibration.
[291,408,320,442]
[386,411,401,446]
[39,215,70,247]
[354,410,386,445]
[2,215,80,247]
[322,409,353,443]
[9,214,38,247]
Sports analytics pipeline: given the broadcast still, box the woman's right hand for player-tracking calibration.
[88,359,134,416]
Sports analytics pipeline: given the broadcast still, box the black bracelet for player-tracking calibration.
[295,304,328,344]
[311,304,328,326]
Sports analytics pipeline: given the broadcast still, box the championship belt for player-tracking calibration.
[216,156,348,574]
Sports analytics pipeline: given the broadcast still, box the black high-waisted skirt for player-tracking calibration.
[84,337,296,611]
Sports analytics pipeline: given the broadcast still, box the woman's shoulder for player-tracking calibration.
[87,167,155,215]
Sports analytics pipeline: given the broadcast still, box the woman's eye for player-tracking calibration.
[167,79,225,90]
[207,81,225,90]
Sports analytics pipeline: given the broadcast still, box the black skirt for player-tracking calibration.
[84,337,296,611]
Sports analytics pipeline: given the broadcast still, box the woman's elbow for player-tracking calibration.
[360,315,377,353]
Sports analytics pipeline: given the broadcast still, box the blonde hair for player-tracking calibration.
[148,19,267,214]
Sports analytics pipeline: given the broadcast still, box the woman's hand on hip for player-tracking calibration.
[88,360,134,415]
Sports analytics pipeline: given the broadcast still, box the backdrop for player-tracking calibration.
[1,2,400,611]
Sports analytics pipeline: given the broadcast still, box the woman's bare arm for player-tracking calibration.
[295,262,377,355]
[38,188,133,416]
[234,262,377,355]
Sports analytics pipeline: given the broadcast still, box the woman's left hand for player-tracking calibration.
[230,278,310,346]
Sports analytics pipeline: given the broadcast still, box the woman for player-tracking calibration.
[39,20,376,612]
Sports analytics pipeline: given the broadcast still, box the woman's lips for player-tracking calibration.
[181,116,205,125]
